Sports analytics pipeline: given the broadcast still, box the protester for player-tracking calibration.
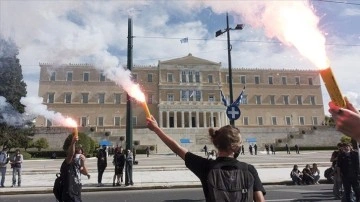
[10,149,23,187]
[290,164,302,185]
[337,143,360,201]
[60,135,90,202]
[330,143,343,199]
[125,149,134,186]
[328,98,360,142]
[0,146,9,187]
[112,147,125,186]
[147,116,266,202]
[96,145,107,187]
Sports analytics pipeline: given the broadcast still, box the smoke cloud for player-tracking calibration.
[0,96,29,127]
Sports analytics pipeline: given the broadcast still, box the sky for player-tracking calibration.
[1,0,360,114]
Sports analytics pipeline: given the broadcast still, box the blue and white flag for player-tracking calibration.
[180,37,188,43]
[232,86,246,106]
[220,90,228,107]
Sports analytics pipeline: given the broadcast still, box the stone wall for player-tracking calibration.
[34,126,343,153]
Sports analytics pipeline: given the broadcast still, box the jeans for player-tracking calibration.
[12,167,21,186]
[97,166,106,184]
[0,167,6,186]
[125,163,133,185]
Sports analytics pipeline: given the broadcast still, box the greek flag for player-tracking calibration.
[220,90,228,107]
[232,86,246,106]
[180,37,188,43]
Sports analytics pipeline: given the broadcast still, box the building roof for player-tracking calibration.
[159,53,220,66]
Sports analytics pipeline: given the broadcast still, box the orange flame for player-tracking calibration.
[128,84,146,102]
[64,117,78,128]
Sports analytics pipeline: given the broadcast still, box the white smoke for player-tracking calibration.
[0,96,28,127]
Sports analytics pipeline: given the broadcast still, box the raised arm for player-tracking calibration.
[147,116,187,160]
[65,135,78,164]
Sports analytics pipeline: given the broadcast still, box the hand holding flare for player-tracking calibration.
[319,67,346,108]
[142,101,151,118]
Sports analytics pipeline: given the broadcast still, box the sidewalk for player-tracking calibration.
[0,152,332,195]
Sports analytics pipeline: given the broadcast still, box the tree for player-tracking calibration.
[0,36,28,149]
[34,137,49,151]
[63,132,96,156]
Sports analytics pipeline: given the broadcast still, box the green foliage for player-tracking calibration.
[27,150,66,159]
[63,132,95,155]
[20,151,32,160]
[340,136,352,144]
[34,137,49,151]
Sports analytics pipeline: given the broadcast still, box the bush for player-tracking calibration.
[21,151,32,160]
[27,150,66,159]
[63,132,96,155]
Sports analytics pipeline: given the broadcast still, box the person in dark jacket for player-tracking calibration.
[96,145,107,187]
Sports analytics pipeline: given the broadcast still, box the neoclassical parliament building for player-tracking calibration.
[36,54,327,151]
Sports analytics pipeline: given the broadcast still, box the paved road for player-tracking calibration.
[0,184,338,202]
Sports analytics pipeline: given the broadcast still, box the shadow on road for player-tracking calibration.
[291,188,336,202]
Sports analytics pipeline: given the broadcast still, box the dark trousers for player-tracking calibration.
[343,177,360,202]
[97,166,106,183]
[125,163,133,185]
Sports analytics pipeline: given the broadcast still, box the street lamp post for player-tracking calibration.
[215,12,244,126]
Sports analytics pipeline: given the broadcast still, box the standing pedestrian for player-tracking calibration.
[295,144,300,154]
[0,146,9,187]
[271,144,276,155]
[125,149,134,186]
[146,146,150,157]
[146,117,266,201]
[96,145,107,187]
[203,145,208,156]
[241,145,245,155]
[285,144,291,154]
[10,149,23,187]
[265,144,269,155]
[112,147,125,186]
[249,144,253,155]
[132,147,136,162]
[254,144,258,155]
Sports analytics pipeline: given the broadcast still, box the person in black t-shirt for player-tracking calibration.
[147,116,266,202]
[96,145,107,187]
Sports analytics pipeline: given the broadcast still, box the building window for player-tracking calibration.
[114,93,121,104]
[181,71,187,83]
[181,90,188,101]
[50,72,56,81]
[98,93,105,104]
[295,76,300,85]
[308,78,313,85]
[240,75,246,84]
[299,116,305,125]
[255,95,261,105]
[310,96,316,105]
[195,91,201,101]
[81,93,89,104]
[132,117,137,127]
[189,71,193,83]
[99,72,106,82]
[208,75,213,83]
[312,117,318,125]
[285,116,292,125]
[268,76,273,84]
[255,76,260,84]
[282,76,287,85]
[46,119,52,127]
[114,117,121,126]
[97,117,104,126]
[167,73,173,82]
[296,95,302,105]
[47,93,55,103]
[64,93,71,104]
[240,94,248,104]
[283,95,289,105]
[167,94,174,101]
[209,95,215,102]
[147,93,153,104]
[148,74,153,82]
[195,72,200,83]
[257,117,263,125]
[243,117,249,125]
[83,72,90,82]
[272,117,277,125]
[66,72,73,81]
[270,95,275,105]
[81,117,87,127]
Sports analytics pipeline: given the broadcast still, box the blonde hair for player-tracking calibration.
[208,125,242,152]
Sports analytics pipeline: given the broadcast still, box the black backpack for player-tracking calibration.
[53,161,67,202]
[53,160,79,201]
[207,160,254,202]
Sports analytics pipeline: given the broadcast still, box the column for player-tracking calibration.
[196,111,199,128]
[181,111,185,128]
[210,112,214,127]
[174,111,177,128]
[218,111,221,127]
[188,111,192,128]
[166,111,170,128]
[159,110,163,127]
[203,111,207,128]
